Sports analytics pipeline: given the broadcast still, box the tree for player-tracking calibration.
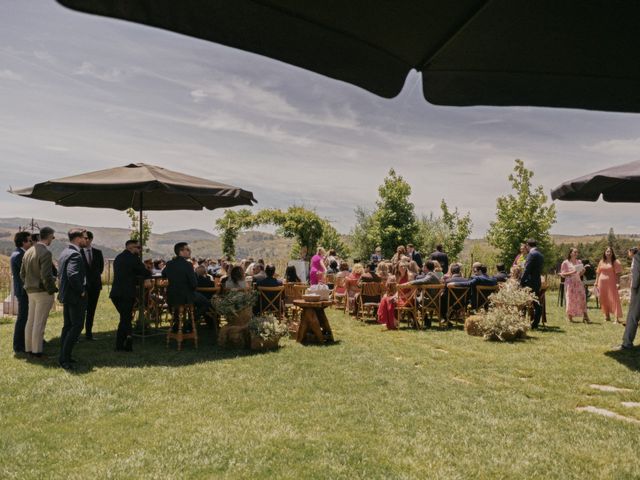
[415,200,472,262]
[126,208,152,252]
[486,159,557,269]
[215,208,254,259]
[349,206,380,262]
[374,168,418,258]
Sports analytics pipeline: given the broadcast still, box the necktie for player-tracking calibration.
[86,248,92,265]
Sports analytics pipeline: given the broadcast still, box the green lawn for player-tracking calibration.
[1,295,639,479]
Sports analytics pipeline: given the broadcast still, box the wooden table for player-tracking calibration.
[293,300,334,344]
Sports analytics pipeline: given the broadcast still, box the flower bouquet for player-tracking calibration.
[248,314,288,351]
[212,290,257,326]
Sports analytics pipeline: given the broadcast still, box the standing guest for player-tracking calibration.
[595,247,623,323]
[110,240,151,352]
[512,243,528,268]
[163,242,210,331]
[10,231,32,356]
[560,247,590,324]
[284,265,301,283]
[57,229,89,370]
[406,244,423,269]
[430,244,449,276]
[520,239,545,329]
[80,231,103,341]
[494,263,509,283]
[616,248,640,350]
[309,247,327,285]
[370,246,383,264]
[20,226,57,358]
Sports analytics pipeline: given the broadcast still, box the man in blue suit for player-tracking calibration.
[110,240,151,351]
[10,231,33,355]
[520,238,544,329]
[57,228,89,370]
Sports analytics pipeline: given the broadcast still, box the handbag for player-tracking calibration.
[592,285,600,298]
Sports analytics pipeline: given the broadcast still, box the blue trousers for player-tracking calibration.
[13,293,28,353]
[59,298,87,364]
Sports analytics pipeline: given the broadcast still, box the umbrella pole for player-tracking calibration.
[139,192,145,343]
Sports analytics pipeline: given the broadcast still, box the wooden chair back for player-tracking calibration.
[395,284,420,328]
[332,276,348,310]
[476,285,499,311]
[257,286,285,318]
[418,284,444,321]
[357,281,383,321]
[284,282,306,304]
[446,284,470,322]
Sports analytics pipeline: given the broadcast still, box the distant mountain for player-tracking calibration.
[0,217,292,261]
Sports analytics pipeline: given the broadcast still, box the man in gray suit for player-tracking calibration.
[616,249,640,350]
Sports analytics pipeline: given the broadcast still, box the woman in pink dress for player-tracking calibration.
[309,247,326,285]
[377,261,413,330]
[595,247,623,322]
[560,247,590,323]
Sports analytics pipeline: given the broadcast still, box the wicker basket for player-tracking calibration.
[249,333,280,351]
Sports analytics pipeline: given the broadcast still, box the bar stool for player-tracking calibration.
[166,304,198,351]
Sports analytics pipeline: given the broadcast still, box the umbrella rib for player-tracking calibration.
[187,194,206,209]
[416,0,493,70]
[250,0,410,66]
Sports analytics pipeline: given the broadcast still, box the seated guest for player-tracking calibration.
[370,246,383,264]
[195,265,215,300]
[252,263,267,283]
[346,263,364,314]
[377,261,412,330]
[354,263,382,316]
[143,258,153,272]
[244,257,255,276]
[257,264,282,287]
[326,260,339,275]
[375,261,391,284]
[222,265,247,291]
[412,260,441,285]
[152,259,165,277]
[432,260,444,279]
[162,242,210,332]
[408,260,421,277]
[441,264,469,317]
[452,264,498,309]
[509,265,523,284]
[206,259,218,276]
[494,263,509,283]
[284,265,301,283]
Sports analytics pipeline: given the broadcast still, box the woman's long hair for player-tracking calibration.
[602,246,617,263]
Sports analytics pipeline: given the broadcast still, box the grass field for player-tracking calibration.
[1,295,639,479]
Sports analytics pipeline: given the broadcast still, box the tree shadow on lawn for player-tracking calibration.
[604,348,640,372]
[27,327,293,374]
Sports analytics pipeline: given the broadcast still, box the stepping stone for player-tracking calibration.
[589,384,632,393]
[576,406,640,425]
[622,402,640,408]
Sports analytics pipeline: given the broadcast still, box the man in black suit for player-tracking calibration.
[430,244,449,275]
[57,228,89,370]
[162,242,209,332]
[406,243,423,269]
[494,263,509,283]
[10,231,32,355]
[80,230,104,340]
[110,240,151,351]
[520,238,544,329]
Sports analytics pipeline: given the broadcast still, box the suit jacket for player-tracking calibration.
[444,274,469,285]
[494,272,509,283]
[10,248,27,298]
[627,252,640,322]
[409,250,423,268]
[110,249,151,299]
[58,244,87,305]
[520,248,544,293]
[256,276,283,287]
[81,247,104,290]
[163,256,197,306]
[411,272,441,285]
[430,251,449,274]
[20,243,58,294]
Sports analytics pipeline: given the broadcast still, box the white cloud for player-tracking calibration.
[0,69,21,81]
[584,137,640,156]
[73,61,128,82]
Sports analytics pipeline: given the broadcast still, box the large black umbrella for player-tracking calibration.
[56,0,640,113]
[9,162,257,338]
[551,160,640,203]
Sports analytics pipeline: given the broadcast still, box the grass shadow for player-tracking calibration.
[604,348,640,372]
[538,325,566,334]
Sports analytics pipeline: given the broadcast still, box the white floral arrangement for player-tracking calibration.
[248,314,289,342]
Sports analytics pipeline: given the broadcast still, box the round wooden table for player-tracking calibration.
[293,300,334,344]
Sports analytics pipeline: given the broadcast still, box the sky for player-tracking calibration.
[2,1,640,237]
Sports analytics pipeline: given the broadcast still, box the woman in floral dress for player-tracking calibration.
[595,246,623,322]
[560,247,590,323]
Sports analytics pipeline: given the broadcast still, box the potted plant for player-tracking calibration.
[248,314,288,351]
[212,290,257,326]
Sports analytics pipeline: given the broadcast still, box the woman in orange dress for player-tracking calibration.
[595,247,623,322]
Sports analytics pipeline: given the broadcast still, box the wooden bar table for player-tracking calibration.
[293,300,334,344]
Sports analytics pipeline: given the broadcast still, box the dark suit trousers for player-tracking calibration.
[531,288,542,328]
[59,298,87,364]
[13,293,29,353]
[83,287,101,336]
[112,297,135,349]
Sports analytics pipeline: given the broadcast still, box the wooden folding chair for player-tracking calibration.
[166,304,198,351]
[357,282,383,322]
[257,286,285,318]
[332,276,348,310]
[476,285,499,311]
[395,284,420,328]
[196,286,221,328]
[284,283,306,321]
[417,284,444,328]
[446,284,470,323]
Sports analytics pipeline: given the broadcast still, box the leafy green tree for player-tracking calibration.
[215,208,254,259]
[126,208,152,252]
[486,159,557,269]
[349,206,380,262]
[374,168,418,258]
